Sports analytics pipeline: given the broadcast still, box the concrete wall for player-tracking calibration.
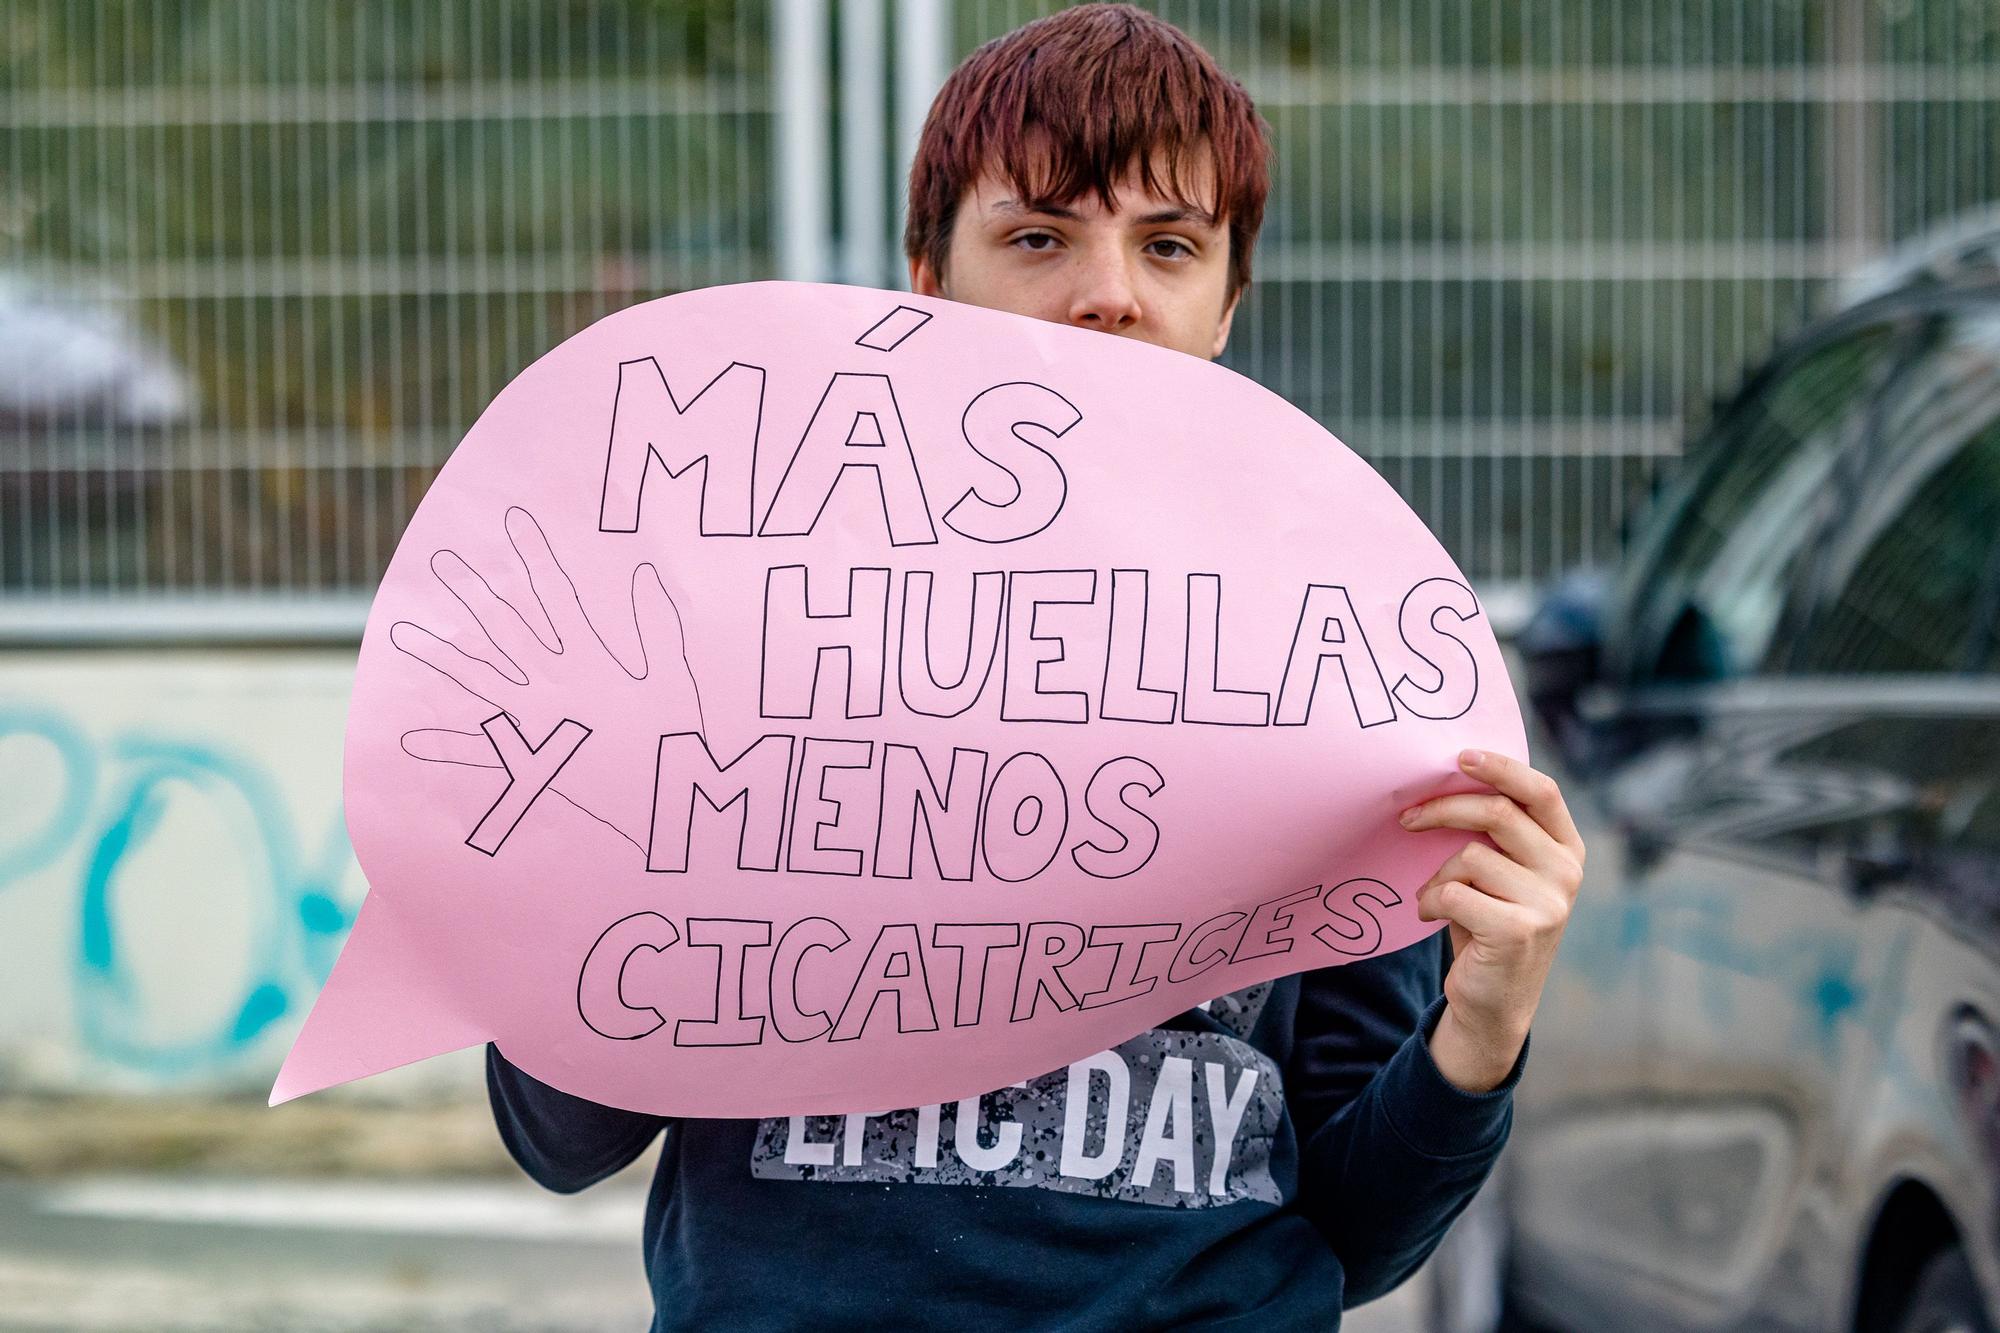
[0,648,471,1100]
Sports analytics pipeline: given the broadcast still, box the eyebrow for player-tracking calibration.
[992,197,1219,229]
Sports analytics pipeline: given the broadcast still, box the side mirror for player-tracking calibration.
[1840,817,1920,899]
[1844,845,1915,897]
[1517,569,1613,771]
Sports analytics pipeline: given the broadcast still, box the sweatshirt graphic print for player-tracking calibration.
[749,983,1280,1206]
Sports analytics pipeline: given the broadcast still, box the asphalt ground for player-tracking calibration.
[0,1171,1425,1332]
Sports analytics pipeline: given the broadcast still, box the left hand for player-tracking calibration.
[1400,748,1585,1093]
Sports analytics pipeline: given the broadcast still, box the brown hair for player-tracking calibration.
[903,3,1274,303]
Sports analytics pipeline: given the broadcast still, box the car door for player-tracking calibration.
[1638,298,2000,1331]
[1493,706,1682,1332]
[1542,311,1914,1329]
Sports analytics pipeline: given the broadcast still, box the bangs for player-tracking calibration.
[905,4,1271,295]
[981,92,1227,224]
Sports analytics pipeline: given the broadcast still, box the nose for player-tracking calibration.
[1066,245,1143,334]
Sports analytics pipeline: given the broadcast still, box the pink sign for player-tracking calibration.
[269,280,1525,1117]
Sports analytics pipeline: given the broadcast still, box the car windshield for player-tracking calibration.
[1619,321,1900,684]
[1783,310,2000,675]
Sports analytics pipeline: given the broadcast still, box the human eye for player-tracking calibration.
[1147,237,1196,261]
[1009,230,1060,253]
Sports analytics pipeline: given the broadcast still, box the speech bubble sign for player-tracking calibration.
[269,280,1525,1117]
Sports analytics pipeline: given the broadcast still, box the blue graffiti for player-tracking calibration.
[1562,878,1883,1051]
[0,704,96,883]
[0,701,357,1080]
[1557,869,1955,1135]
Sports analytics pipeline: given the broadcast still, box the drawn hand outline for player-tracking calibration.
[390,505,705,860]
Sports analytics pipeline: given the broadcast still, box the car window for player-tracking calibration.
[1619,321,1902,685]
[1775,714,1999,861]
[1781,312,2000,676]
[1953,780,2000,865]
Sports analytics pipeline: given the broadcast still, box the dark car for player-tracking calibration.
[1426,257,2000,1332]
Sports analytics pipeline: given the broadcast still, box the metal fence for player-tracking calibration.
[3,0,1996,607]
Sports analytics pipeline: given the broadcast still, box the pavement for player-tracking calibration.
[0,1168,1426,1331]
[0,1173,653,1331]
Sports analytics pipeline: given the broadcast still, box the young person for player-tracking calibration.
[487,7,1585,1328]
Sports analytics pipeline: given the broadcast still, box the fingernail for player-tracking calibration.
[1398,806,1418,826]
[1460,749,1483,769]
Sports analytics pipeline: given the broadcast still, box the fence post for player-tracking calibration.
[841,0,889,287]
[773,0,832,281]
[893,0,952,291]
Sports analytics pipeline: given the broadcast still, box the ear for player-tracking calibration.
[909,254,947,298]
[1209,284,1243,360]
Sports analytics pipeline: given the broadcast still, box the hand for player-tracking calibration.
[390,506,706,860]
[1400,748,1585,1093]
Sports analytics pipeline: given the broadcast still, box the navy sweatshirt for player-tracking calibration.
[486,932,1526,1330]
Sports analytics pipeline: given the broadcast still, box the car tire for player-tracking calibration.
[1897,1248,1997,1333]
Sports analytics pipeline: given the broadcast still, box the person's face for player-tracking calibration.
[909,143,1242,362]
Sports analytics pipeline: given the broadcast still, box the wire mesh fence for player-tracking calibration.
[2,0,1996,604]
